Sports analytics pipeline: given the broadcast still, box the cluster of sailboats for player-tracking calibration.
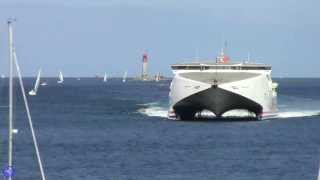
[27,69,129,96]
[2,20,121,179]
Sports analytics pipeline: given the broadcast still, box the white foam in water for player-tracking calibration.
[138,102,320,119]
[277,110,320,118]
[222,109,256,117]
[138,103,168,118]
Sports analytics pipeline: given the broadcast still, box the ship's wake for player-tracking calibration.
[137,102,169,118]
[276,110,320,118]
[138,102,320,119]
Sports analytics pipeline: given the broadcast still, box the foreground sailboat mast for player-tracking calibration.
[8,19,14,179]
[4,19,47,180]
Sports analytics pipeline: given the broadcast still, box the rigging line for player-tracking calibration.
[13,49,47,180]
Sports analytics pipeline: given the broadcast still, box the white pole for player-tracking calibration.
[8,19,14,180]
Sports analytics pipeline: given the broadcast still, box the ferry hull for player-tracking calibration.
[173,86,263,119]
[169,70,277,120]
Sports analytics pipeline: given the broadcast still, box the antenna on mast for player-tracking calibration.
[247,52,251,63]
[195,48,199,61]
[223,40,227,54]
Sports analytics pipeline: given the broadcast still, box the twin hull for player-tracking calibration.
[169,69,277,120]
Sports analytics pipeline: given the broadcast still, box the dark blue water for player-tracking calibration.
[0,78,319,180]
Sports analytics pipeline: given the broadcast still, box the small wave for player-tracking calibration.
[137,102,160,106]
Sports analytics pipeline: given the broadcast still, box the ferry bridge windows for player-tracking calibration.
[172,65,271,70]
[241,66,271,70]
[172,66,203,70]
[210,66,244,70]
[200,66,209,71]
[171,66,194,70]
[188,66,201,70]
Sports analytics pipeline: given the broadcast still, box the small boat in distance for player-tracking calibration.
[29,68,41,96]
[122,71,127,83]
[40,82,48,86]
[103,73,107,82]
[57,71,64,84]
[155,73,161,82]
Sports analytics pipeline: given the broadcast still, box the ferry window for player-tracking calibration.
[241,66,271,70]
[266,74,271,80]
[188,66,200,70]
[172,66,186,70]
[231,66,241,70]
[171,66,202,70]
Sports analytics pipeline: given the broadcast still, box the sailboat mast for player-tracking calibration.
[8,19,14,179]
[35,69,41,92]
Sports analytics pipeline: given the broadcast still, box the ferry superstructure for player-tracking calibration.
[168,51,278,120]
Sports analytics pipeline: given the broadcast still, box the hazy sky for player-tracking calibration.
[0,0,319,77]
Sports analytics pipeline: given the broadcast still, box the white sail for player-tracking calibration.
[103,73,107,82]
[29,68,41,95]
[155,73,160,82]
[318,168,320,180]
[122,71,127,83]
[57,71,64,83]
[34,69,41,92]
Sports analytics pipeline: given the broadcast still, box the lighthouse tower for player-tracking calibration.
[216,41,230,63]
[142,53,148,80]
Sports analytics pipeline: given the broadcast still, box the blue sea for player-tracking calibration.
[0,78,319,180]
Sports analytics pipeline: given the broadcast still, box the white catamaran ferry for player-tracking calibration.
[168,49,278,120]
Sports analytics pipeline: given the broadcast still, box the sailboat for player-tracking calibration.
[155,73,161,82]
[57,71,64,84]
[28,68,41,96]
[3,19,47,180]
[103,72,107,82]
[122,71,127,83]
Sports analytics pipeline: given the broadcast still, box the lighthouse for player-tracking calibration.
[216,41,230,63]
[141,53,148,80]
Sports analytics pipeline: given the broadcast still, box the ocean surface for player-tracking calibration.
[0,78,319,180]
